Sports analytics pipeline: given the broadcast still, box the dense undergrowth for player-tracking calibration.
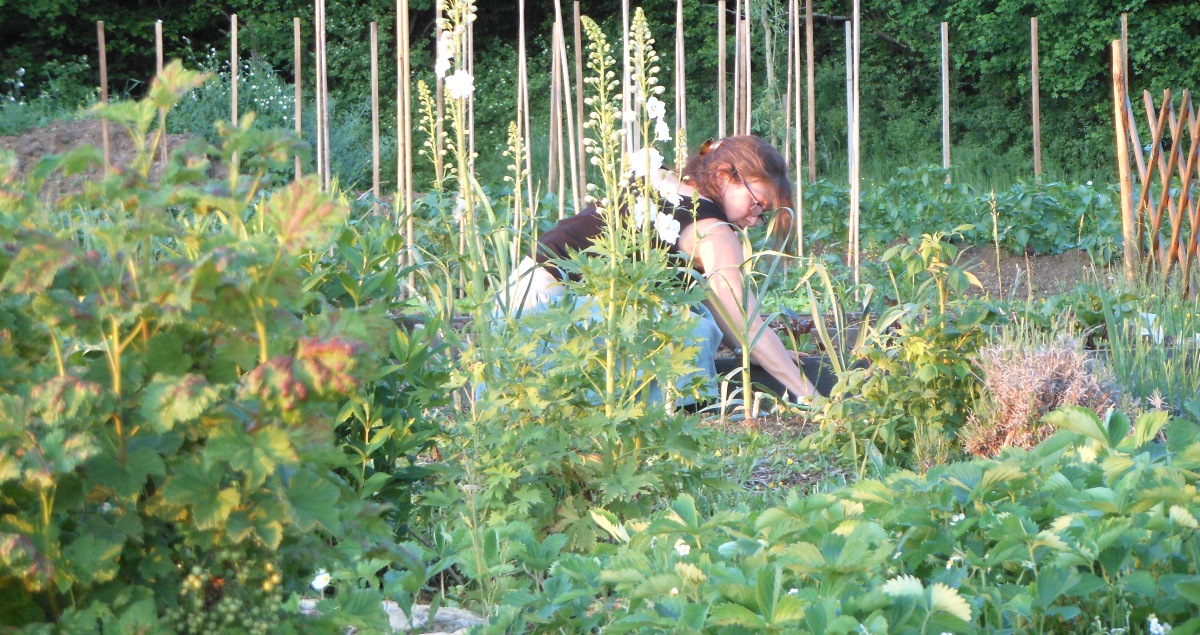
[4,4,1200,634]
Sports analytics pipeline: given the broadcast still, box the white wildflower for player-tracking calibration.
[626,147,664,180]
[632,195,652,227]
[945,555,961,569]
[435,30,455,78]
[311,569,331,591]
[444,69,474,100]
[950,512,965,526]
[644,95,666,121]
[655,119,671,142]
[623,108,637,124]
[787,588,798,595]
[669,587,679,597]
[655,212,681,244]
[1149,614,1172,635]
[453,197,468,223]
[675,542,691,557]
[1086,180,1093,186]
[655,176,682,206]
[16,67,25,77]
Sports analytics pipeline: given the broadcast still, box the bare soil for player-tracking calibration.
[0,118,197,201]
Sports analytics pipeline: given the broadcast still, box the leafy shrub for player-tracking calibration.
[0,63,438,632]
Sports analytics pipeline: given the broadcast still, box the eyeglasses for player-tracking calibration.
[737,172,772,217]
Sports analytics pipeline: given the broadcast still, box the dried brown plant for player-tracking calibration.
[964,334,1115,457]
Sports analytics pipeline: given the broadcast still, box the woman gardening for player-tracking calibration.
[501,135,820,407]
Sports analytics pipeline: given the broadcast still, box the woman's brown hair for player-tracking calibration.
[682,135,795,248]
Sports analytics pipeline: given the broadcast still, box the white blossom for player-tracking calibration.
[674,542,691,557]
[444,69,474,100]
[453,196,468,223]
[632,195,652,227]
[311,569,331,591]
[435,30,455,78]
[655,177,682,206]
[1149,614,1172,635]
[669,587,679,597]
[626,147,664,180]
[655,212,681,244]
[655,119,671,142]
[622,108,637,124]
[644,96,666,120]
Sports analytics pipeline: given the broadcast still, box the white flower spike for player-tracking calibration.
[444,69,474,100]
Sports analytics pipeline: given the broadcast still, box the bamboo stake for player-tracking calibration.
[371,21,380,206]
[793,0,804,255]
[784,0,794,161]
[156,20,167,166]
[1032,17,1042,177]
[676,0,687,163]
[574,1,586,189]
[553,5,581,215]
[315,1,324,186]
[294,17,302,179]
[941,22,950,179]
[231,14,238,127]
[98,21,110,170]
[321,0,331,189]
[517,0,535,257]
[806,0,815,181]
[851,0,862,287]
[622,0,635,153]
[398,0,415,294]
[548,24,563,219]
[468,15,475,173]
[718,0,727,138]
[845,21,853,270]
[733,0,741,135]
[739,6,748,135]
[1113,41,1137,284]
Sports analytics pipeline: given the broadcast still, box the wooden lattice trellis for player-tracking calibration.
[1113,42,1200,295]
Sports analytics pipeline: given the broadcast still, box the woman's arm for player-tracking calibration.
[681,219,818,400]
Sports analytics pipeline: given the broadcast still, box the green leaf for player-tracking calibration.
[1133,411,1170,448]
[287,468,342,532]
[63,534,122,585]
[881,574,924,598]
[1043,406,1108,447]
[929,583,972,622]
[139,373,219,432]
[207,427,296,488]
[0,234,74,294]
[163,460,239,530]
[590,508,629,543]
[708,603,767,628]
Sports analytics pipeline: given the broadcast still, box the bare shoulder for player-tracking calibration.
[678,218,744,272]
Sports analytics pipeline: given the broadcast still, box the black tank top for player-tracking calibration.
[535,195,728,281]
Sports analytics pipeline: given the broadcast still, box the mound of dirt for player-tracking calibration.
[0,118,198,201]
[959,244,1107,301]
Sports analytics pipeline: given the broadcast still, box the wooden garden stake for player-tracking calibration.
[792,0,804,255]
[156,20,167,166]
[1032,17,1042,177]
[294,17,302,179]
[314,1,324,187]
[468,15,476,173]
[941,22,951,180]
[676,0,687,163]
[574,1,586,188]
[784,0,794,161]
[548,24,563,220]
[733,0,741,136]
[231,14,238,128]
[1113,41,1137,284]
[370,22,380,207]
[849,2,862,287]
[739,7,748,133]
[397,0,415,294]
[806,0,815,181]
[1121,13,1129,85]
[518,0,535,257]
[718,0,727,139]
[97,21,110,170]
[553,4,581,216]
[320,0,331,190]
